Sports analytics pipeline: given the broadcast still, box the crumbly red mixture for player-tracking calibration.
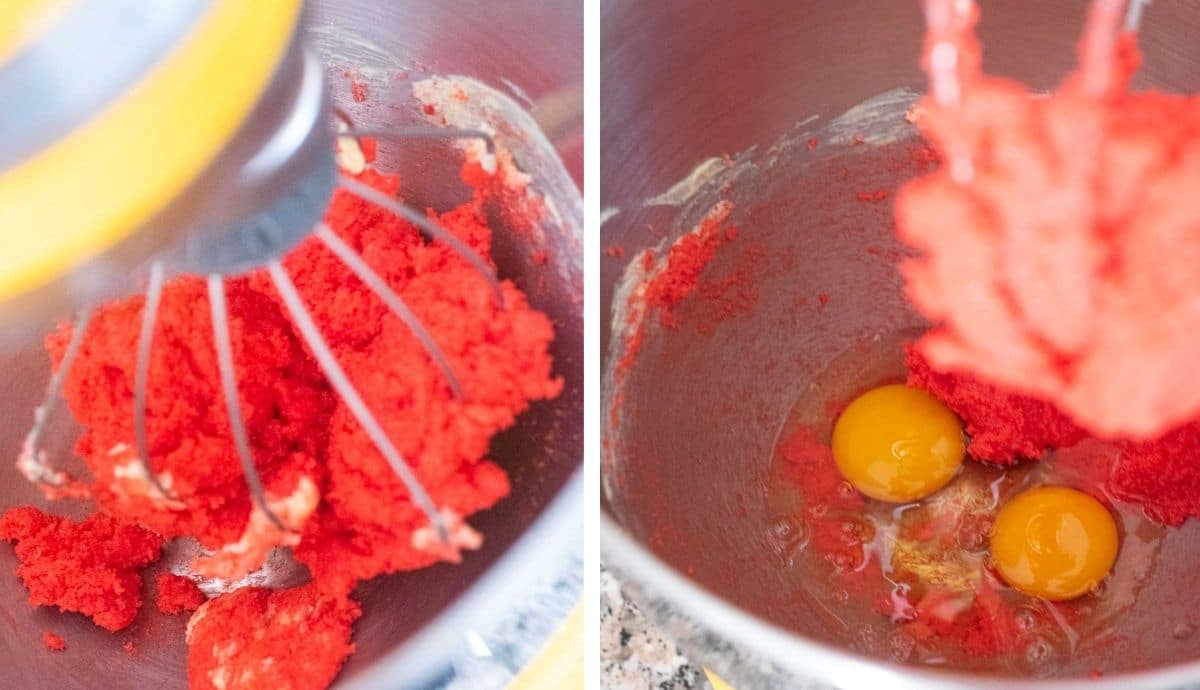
[186,583,360,690]
[156,573,207,615]
[910,346,1200,526]
[898,1,1200,440]
[4,137,559,688]
[0,507,162,631]
[1109,421,1200,525]
[41,161,558,594]
[642,204,738,329]
[613,202,739,381]
[906,347,1086,465]
[46,278,334,551]
[43,631,66,652]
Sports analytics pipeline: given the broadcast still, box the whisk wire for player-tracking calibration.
[266,259,450,543]
[314,223,465,400]
[343,127,496,157]
[1081,0,1130,97]
[338,174,506,307]
[1125,0,1151,31]
[207,275,287,531]
[19,307,92,486]
[133,261,174,498]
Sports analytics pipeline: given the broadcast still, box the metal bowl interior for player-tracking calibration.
[0,1,582,688]
[601,1,1200,688]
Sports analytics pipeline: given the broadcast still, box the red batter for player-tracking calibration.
[0,507,162,631]
[910,348,1200,526]
[186,583,359,690]
[4,133,560,688]
[642,203,739,330]
[156,573,206,615]
[898,0,1200,440]
[906,348,1085,466]
[43,631,66,652]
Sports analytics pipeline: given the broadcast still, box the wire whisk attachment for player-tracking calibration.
[18,122,510,567]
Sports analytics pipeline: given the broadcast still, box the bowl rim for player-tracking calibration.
[344,470,582,689]
[602,512,1200,690]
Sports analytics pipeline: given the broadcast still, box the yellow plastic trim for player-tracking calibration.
[705,668,736,690]
[0,0,75,64]
[0,0,302,302]
[506,600,583,690]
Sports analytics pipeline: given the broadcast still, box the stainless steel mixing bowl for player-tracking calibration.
[0,1,581,688]
[601,1,1200,688]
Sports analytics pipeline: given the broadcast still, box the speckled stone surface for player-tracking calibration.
[601,563,707,689]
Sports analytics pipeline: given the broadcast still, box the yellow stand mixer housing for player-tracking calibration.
[0,0,331,343]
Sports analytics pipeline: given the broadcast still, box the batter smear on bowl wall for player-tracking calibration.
[0,130,561,690]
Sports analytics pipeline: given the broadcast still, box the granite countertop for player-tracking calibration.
[600,563,707,689]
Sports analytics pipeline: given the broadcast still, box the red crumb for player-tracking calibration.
[696,269,759,329]
[853,133,866,145]
[817,293,830,308]
[640,249,655,272]
[187,583,360,690]
[0,507,162,631]
[603,244,625,258]
[807,138,819,150]
[423,104,436,115]
[906,347,1086,464]
[43,631,65,652]
[641,207,737,328]
[156,573,206,615]
[531,250,549,265]
[349,81,369,103]
[122,640,137,656]
[856,189,889,202]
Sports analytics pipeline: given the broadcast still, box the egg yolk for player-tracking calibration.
[831,384,965,503]
[989,486,1118,601]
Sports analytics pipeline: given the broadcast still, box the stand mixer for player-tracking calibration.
[0,1,582,688]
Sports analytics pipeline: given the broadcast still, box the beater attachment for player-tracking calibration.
[19,124,504,556]
[921,0,1151,182]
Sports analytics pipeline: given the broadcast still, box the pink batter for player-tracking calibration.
[897,0,1200,440]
